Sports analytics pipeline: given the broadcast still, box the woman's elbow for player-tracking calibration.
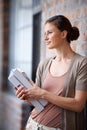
[74,105,85,113]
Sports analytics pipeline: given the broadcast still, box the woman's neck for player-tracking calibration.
[55,42,75,61]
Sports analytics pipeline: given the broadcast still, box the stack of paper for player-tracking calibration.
[8,68,48,112]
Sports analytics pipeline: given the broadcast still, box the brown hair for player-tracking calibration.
[45,15,80,43]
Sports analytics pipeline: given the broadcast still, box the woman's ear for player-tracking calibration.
[61,30,68,39]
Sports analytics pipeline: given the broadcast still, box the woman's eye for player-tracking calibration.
[48,31,52,34]
[44,31,53,36]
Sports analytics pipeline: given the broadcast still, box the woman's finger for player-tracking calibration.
[29,80,35,86]
[16,89,25,98]
[16,85,25,95]
[14,86,18,90]
[20,94,25,100]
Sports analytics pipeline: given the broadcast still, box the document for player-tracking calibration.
[8,68,48,111]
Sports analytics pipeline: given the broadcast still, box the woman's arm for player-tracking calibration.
[42,89,87,112]
[14,83,87,112]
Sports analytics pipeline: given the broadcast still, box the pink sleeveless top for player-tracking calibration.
[31,69,67,128]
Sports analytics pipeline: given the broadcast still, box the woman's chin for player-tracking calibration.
[47,46,54,49]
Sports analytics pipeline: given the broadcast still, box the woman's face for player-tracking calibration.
[44,22,65,49]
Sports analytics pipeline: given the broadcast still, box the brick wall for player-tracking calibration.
[0,0,3,89]
[41,0,87,129]
[2,0,10,91]
[41,0,87,59]
[0,1,32,129]
[0,92,32,130]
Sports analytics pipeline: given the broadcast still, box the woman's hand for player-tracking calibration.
[23,84,45,101]
[14,85,26,100]
[14,85,34,105]
[14,83,45,103]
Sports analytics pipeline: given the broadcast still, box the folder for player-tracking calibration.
[8,68,48,111]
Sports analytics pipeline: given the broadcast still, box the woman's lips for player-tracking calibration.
[46,41,51,45]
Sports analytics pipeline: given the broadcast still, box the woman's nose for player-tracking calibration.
[45,34,49,41]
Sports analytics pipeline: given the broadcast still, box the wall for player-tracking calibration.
[0,93,31,130]
[0,0,3,90]
[41,0,87,59]
[0,0,33,130]
[41,0,87,129]
[2,0,10,91]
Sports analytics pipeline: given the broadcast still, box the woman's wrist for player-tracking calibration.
[40,89,48,100]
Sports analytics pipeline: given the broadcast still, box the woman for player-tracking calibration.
[14,15,87,130]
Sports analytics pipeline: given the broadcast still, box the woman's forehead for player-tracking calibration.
[45,22,57,30]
